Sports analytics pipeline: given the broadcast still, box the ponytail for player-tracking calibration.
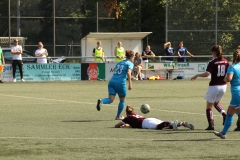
[211,45,223,60]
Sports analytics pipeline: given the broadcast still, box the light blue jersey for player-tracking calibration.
[110,60,134,84]
[227,63,240,108]
[227,63,240,92]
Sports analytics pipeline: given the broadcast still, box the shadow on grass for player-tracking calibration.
[134,129,212,134]
[153,138,215,142]
[61,120,112,122]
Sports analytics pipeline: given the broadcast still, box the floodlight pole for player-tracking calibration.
[53,0,56,56]
[165,0,168,42]
[139,0,141,32]
[17,0,21,37]
[215,0,218,45]
[8,0,11,47]
[96,2,98,32]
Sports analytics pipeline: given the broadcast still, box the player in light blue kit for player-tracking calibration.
[96,50,135,120]
[214,50,240,139]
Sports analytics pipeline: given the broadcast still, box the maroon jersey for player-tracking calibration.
[122,114,145,128]
[206,58,229,86]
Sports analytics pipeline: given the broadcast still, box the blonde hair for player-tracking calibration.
[38,42,43,46]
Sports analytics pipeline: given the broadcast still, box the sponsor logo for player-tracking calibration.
[87,65,99,79]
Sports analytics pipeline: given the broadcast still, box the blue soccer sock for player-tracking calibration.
[102,98,112,104]
[221,113,234,135]
[116,101,125,118]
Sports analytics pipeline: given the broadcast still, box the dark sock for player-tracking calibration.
[156,122,170,130]
[206,109,214,127]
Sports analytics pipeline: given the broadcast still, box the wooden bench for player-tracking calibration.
[141,68,178,79]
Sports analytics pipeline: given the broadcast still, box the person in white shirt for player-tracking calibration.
[11,39,24,82]
[35,42,48,64]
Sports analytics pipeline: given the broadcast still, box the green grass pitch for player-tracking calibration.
[0,79,240,160]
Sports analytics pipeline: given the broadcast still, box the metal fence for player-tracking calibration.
[165,0,240,58]
[0,0,117,57]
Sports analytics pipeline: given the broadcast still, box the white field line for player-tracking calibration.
[0,136,239,141]
[0,93,97,105]
[0,94,223,117]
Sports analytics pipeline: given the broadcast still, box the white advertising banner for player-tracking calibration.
[105,62,208,80]
[143,62,208,79]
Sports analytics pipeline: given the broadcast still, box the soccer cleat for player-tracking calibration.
[172,120,178,131]
[115,115,124,120]
[213,131,226,139]
[0,80,3,83]
[21,79,25,82]
[234,127,240,131]
[222,114,226,125]
[13,78,16,82]
[205,126,214,130]
[96,99,102,111]
[183,122,194,130]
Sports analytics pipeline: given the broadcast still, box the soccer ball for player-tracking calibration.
[140,104,150,114]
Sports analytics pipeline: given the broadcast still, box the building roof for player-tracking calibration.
[81,32,152,40]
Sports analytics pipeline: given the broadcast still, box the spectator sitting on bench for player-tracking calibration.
[133,52,143,80]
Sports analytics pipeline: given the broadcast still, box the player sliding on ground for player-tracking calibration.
[115,105,194,130]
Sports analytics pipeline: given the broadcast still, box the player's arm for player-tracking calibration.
[191,72,210,80]
[164,42,170,49]
[151,52,155,57]
[224,73,233,82]
[92,48,95,56]
[11,49,18,54]
[177,50,181,58]
[44,49,48,56]
[115,122,124,128]
[101,49,105,61]
[120,124,132,128]
[187,51,194,57]
[19,48,23,54]
[139,59,143,66]
[127,68,132,90]
[1,53,5,65]
[122,48,125,58]
[142,51,147,57]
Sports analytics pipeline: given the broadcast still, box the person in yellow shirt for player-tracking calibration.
[114,41,125,62]
[0,47,5,83]
[92,41,104,62]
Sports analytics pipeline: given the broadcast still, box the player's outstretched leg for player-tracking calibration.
[170,120,178,131]
[221,113,233,136]
[213,131,226,139]
[96,99,102,111]
[183,122,194,130]
[96,98,112,111]
[214,103,226,125]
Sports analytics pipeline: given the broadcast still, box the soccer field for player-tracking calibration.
[0,80,239,160]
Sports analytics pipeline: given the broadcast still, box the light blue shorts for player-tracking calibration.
[108,81,126,98]
[230,91,240,109]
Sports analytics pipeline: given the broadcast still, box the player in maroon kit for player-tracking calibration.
[115,105,194,130]
[191,45,229,130]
